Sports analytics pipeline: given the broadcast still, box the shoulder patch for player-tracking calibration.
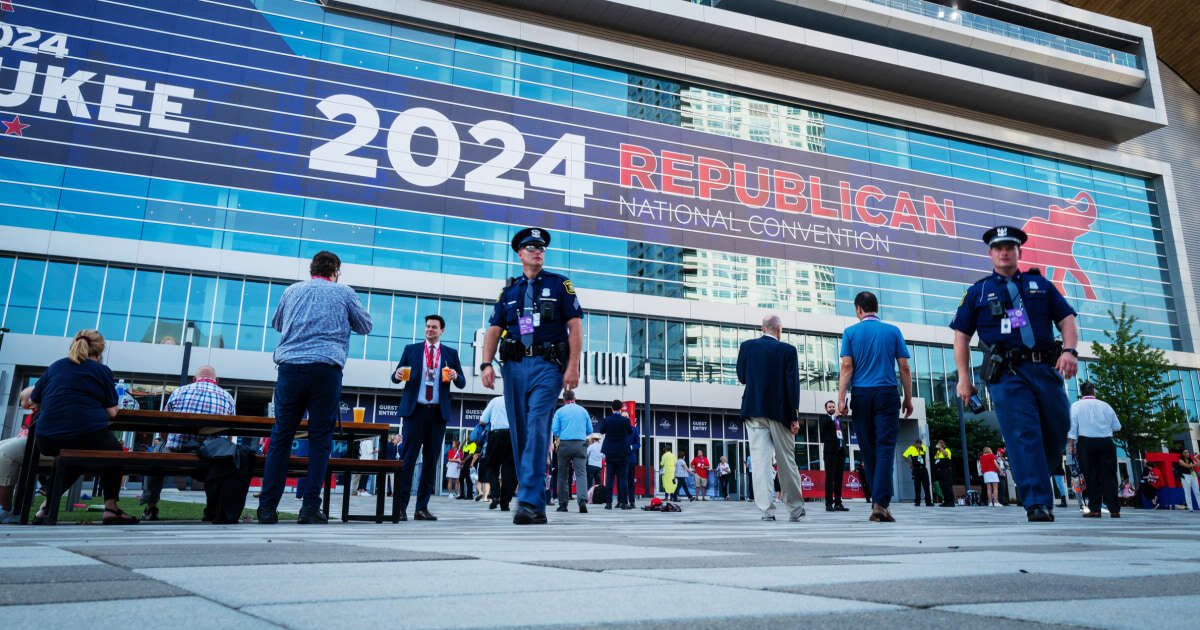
[563,279,575,295]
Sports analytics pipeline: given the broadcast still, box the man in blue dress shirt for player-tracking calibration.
[479,227,583,524]
[951,225,1079,523]
[837,291,913,523]
[551,390,592,513]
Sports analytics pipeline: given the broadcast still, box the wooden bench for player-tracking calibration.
[42,449,403,524]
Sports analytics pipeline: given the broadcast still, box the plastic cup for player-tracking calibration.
[353,406,365,423]
[441,367,452,382]
[399,366,411,381]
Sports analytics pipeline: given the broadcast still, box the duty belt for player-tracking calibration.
[1002,343,1062,366]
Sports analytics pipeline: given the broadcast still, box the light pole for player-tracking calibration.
[644,359,653,498]
[179,321,197,386]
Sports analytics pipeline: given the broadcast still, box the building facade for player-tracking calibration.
[2,0,1199,498]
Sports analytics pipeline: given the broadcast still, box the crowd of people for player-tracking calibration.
[5,224,1200,528]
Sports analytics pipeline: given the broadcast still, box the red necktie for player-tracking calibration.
[425,344,435,401]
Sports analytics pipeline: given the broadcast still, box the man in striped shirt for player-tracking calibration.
[140,365,235,520]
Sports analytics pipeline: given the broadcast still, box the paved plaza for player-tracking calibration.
[3,492,1200,629]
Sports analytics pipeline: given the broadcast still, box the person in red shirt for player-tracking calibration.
[445,440,463,498]
[691,449,711,501]
[979,447,1000,507]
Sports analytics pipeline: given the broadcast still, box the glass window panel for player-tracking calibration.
[321,10,389,71]
[666,321,685,381]
[438,299,462,351]
[99,266,134,340]
[0,159,62,231]
[684,322,703,382]
[143,179,226,248]
[127,270,163,343]
[4,259,46,334]
[153,273,189,345]
[185,276,217,346]
[628,317,647,379]
[609,316,628,356]
[373,211,443,273]
[237,281,269,351]
[0,257,13,327]
[223,188,302,257]
[391,295,416,360]
[587,314,608,353]
[453,38,514,95]
[821,336,838,392]
[211,278,242,349]
[35,261,75,336]
[389,23,453,82]
[648,319,666,379]
[300,199,375,265]
[56,169,148,239]
[515,49,573,106]
[264,282,288,351]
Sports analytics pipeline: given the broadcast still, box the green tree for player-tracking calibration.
[1088,305,1188,460]
[925,400,1002,483]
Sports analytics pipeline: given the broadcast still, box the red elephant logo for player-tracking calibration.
[1019,191,1098,300]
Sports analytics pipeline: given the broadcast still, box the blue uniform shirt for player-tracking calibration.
[949,270,1075,351]
[488,270,582,344]
[840,316,909,388]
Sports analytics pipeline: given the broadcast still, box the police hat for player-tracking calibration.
[982,225,1027,247]
[511,227,551,251]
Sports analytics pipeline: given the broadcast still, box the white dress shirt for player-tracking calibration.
[416,341,441,405]
[480,396,509,431]
[1069,396,1121,439]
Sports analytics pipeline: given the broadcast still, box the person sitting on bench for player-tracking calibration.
[31,329,138,525]
[0,387,36,524]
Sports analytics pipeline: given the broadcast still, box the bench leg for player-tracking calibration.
[341,469,351,523]
[323,473,332,517]
[46,458,67,525]
[375,472,385,523]
[392,470,401,523]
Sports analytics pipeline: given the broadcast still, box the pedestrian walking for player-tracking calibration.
[691,448,710,501]
[836,292,913,522]
[660,446,677,500]
[716,456,732,499]
[1068,382,1122,518]
[737,313,805,522]
[551,391,591,513]
[951,225,1079,523]
[258,251,372,525]
[479,227,583,525]
[674,449,695,501]
[1178,449,1200,511]
[481,396,515,511]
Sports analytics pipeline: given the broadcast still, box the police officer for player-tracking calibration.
[479,227,583,525]
[951,225,1079,522]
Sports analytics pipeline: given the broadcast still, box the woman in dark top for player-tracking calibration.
[30,330,137,525]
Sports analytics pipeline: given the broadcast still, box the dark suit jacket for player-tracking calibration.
[736,334,799,425]
[391,342,466,424]
[597,413,632,461]
[819,414,846,450]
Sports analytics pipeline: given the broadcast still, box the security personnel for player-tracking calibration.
[951,225,1079,523]
[902,439,933,507]
[480,227,583,525]
[933,440,955,507]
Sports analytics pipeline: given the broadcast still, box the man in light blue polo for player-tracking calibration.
[836,291,913,523]
[551,390,591,513]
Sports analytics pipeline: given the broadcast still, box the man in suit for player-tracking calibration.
[820,400,849,512]
[597,399,633,509]
[391,314,466,521]
[737,314,805,522]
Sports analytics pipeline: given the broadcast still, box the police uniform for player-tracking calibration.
[901,443,932,506]
[950,225,1077,520]
[488,227,582,523]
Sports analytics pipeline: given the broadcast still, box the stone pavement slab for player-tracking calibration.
[3,495,1200,629]
[941,594,1200,628]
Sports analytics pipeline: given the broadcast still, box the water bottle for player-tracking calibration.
[116,378,127,400]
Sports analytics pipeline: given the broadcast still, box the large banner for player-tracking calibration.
[0,1,1103,291]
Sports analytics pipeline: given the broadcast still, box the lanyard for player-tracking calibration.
[425,343,441,374]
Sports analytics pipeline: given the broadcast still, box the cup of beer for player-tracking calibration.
[353,406,365,423]
[399,366,411,381]
[441,366,452,383]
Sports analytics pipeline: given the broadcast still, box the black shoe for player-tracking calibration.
[414,509,437,521]
[256,506,278,524]
[578,502,588,514]
[621,504,634,510]
[605,503,613,510]
[556,504,569,512]
[297,505,328,525]
[825,504,835,512]
[141,506,159,521]
[1027,505,1055,522]
[513,503,546,524]
[1058,499,1068,508]
[835,504,850,512]
[490,500,500,510]
[397,512,407,521]
[500,503,510,511]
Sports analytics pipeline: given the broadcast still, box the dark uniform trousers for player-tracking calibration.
[1077,436,1118,514]
[987,362,1069,509]
[824,446,845,506]
[486,429,515,508]
[912,466,932,506]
